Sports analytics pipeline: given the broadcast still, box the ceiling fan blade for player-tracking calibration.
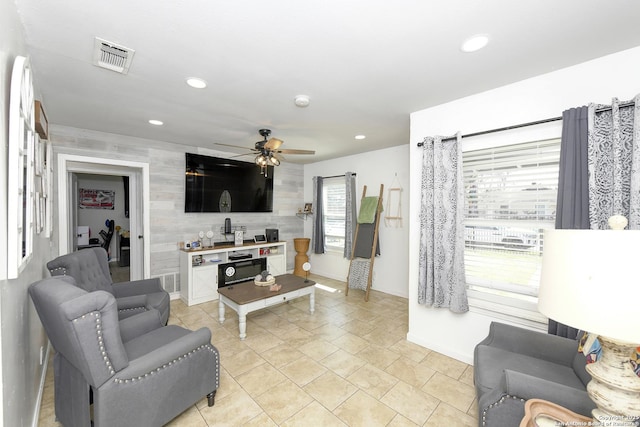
[264,138,283,150]
[215,142,254,151]
[275,148,316,155]
[230,152,253,158]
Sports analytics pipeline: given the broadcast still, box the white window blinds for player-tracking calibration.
[462,138,560,299]
[322,177,346,250]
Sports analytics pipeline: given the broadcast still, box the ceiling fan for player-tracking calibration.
[216,129,315,173]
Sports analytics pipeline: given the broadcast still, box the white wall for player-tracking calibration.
[408,46,640,364]
[76,174,129,258]
[0,0,53,425]
[304,144,410,298]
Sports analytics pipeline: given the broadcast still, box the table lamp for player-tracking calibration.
[538,216,640,423]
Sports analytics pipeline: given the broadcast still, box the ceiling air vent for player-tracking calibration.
[92,37,135,74]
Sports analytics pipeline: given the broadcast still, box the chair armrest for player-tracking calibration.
[114,328,215,380]
[118,310,163,343]
[112,278,163,298]
[480,370,595,418]
[116,295,148,311]
[477,322,578,366]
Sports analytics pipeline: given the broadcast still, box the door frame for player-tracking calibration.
[57,154,151,278]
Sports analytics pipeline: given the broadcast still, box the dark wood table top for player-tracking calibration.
[217,273,315,305]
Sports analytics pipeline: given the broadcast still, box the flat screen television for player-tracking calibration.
[185,153,274,213]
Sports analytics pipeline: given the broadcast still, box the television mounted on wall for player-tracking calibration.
[185,153,274,213]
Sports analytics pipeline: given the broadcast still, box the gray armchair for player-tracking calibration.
[47,247,170,324]
[29,277,220,427]
[474,322,596,427]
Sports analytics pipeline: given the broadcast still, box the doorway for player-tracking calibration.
[57,154,150,280]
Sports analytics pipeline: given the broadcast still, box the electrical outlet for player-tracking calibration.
[39,346,44,365]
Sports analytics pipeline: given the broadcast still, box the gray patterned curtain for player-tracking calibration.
[418,133,468,313]
[588,95,640,229]
[311,176,325,254]
[549,95,639,337]
[550,106,589,338]
[344,172,357,258]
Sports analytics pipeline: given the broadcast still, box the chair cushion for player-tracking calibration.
[123,325,191,360]
[475,345,586,396]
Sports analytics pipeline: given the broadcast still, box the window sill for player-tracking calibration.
[467,289,548,332]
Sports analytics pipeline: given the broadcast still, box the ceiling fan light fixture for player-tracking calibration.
[255,154,267,166]
[269,154,280,166]
[186,77,207,89]
[294,95,310,108]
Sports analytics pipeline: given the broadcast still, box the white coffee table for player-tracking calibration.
[217,274,315,339]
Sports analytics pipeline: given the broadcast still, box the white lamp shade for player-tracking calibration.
[538,229,640,344]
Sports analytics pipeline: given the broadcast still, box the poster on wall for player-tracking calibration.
[79,188,115,210]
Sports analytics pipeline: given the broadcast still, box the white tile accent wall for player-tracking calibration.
[51,126,305,293]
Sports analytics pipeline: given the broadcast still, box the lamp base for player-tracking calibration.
[586,336,640,422]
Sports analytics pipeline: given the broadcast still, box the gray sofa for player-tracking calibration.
[29,277,219,427]
[474,322,596,426]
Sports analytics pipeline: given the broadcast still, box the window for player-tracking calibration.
[322,177,346,251]
[463,138,560,303]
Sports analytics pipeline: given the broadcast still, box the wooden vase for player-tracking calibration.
[293,238,310,278]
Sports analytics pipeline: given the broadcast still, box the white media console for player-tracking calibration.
[179,241,287,306]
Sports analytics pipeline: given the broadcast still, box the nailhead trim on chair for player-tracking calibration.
[50,267,67,275]
[481,394,525,426]
[118,307,147,314]
[72,311,115,375]
[112,344,218,384]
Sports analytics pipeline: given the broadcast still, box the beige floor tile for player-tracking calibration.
[387,413,420,426]
[334,390,397,427]
[261,343,306,368]
[236,362,288,396]
[280,355,327,386]
[424,402,477,427]
[422,350,469,379]
[331,332,370,354]
[356,344,401,370]
[199,388,263,426]
[421,372,476,413]
[319,349,367,378]
[380,381,440,425]
[385,357,436,388]
[346,364,398,400]
[459,365,475,386]
[221,347,266,377]
[341,318,376,336]
[389,339,432,363]
[244,412,278,426]
[281,401,347,427]
[254,379,314,424]
[243,329,285,353]
[297,338,339,361]
[303,371,358,411]
[165,404,207,427]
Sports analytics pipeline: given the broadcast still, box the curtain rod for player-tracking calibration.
[320,173,356,179]
[416,100,635,147]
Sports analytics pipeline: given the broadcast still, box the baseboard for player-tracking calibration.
[406,331,473,365]
[32,342,51,427]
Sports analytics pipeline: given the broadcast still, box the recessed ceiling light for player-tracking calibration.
[355,135,366,140]
[186,77,207,89]
[461,34,489,53]
[294,95,310,108]
[148,119,163,126]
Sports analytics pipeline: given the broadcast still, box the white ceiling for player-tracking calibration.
[15,0,640,163]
